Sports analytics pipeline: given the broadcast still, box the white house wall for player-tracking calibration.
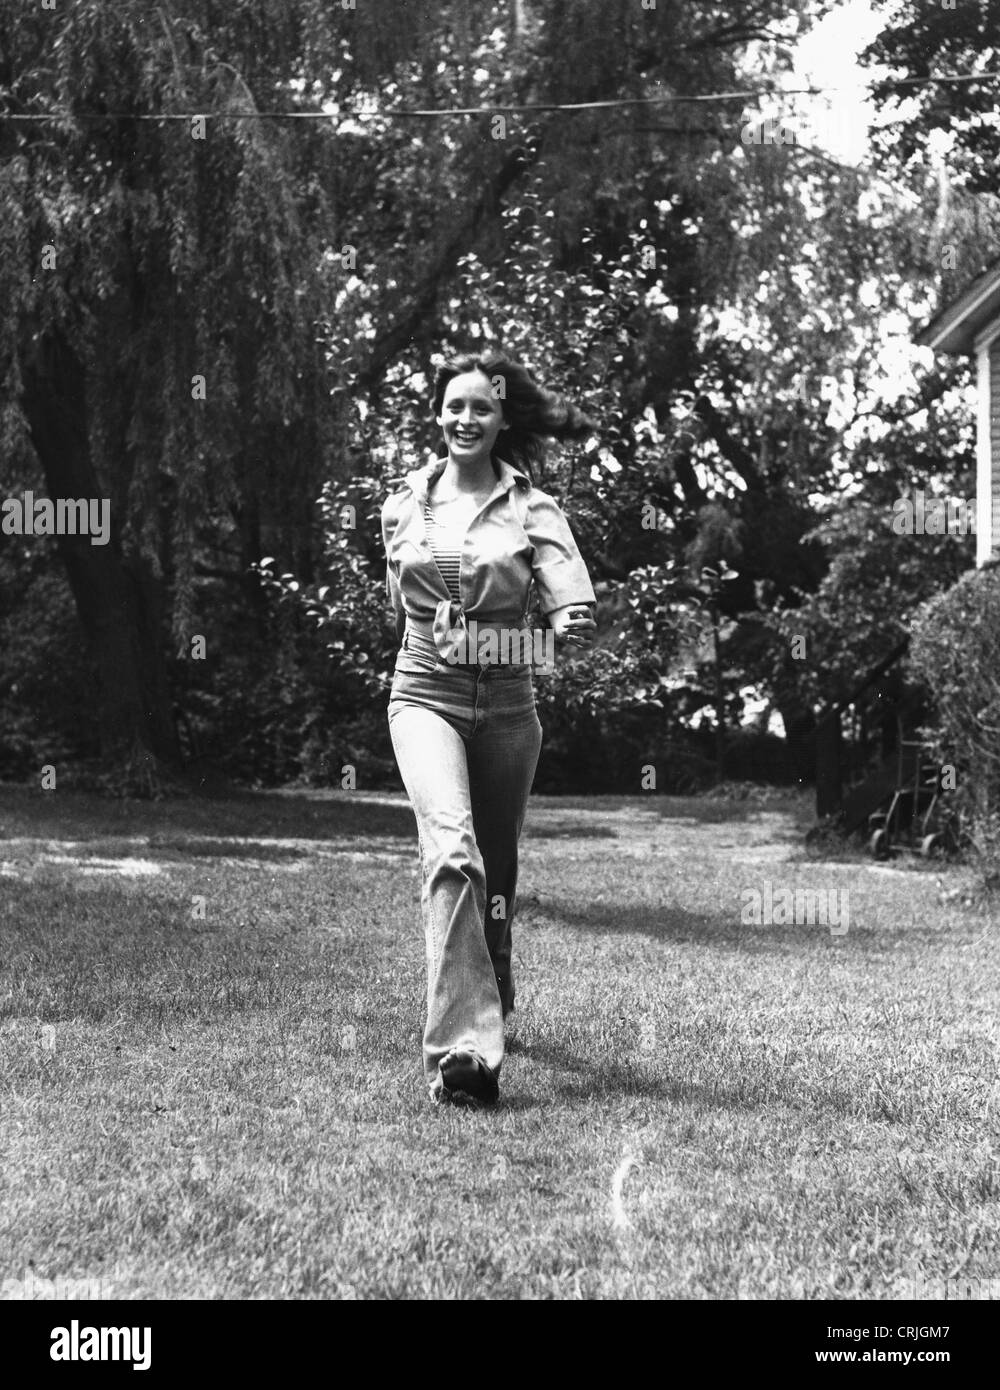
[976,341,994,566]
[992,339,1000,562]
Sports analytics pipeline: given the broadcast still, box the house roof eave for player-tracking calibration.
[915,256,1000,354]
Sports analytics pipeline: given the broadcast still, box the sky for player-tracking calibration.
[787,0,890,165]
[722,2,930,444]
[784,2,960,435]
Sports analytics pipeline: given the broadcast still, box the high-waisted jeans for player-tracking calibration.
[387,627,543,1084]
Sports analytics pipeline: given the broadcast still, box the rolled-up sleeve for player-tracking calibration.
[380,498,404,626]
[523,490,596,615]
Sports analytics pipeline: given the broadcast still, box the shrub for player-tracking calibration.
[908,566,1000,888]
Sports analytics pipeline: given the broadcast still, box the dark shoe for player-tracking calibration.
[432,1047,500,1105]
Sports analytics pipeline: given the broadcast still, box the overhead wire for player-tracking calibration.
[0,68,998,121]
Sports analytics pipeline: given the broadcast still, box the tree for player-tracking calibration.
[1,1,356,780]
[5,0,978,794]
[260,0,981,787]
[863,0,1000,197]
[3,0,820,786]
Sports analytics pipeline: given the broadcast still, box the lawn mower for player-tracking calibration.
[867,739,957,861]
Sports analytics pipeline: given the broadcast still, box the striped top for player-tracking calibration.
[423,503,463,602]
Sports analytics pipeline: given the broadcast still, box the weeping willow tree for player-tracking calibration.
[1,2,357,779]
[0,0,815,786]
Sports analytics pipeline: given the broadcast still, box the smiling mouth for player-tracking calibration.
[454,430,482,443]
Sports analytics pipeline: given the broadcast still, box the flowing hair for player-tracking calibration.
[431,348,596,481]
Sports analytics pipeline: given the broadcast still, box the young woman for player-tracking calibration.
[381,348,597,1105]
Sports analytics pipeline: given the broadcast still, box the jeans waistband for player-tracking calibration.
[403,617,549,670]
[404,615,527,641]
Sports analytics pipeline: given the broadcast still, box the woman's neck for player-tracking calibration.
[436,454,499,496]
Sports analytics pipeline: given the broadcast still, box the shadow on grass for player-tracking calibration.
[503,1035,774,1112]
[525,823,618,839]
[503,1034,882,1122]
[542,792,811,827]
[652,797,808,826]
[522,895,940,954]
[0,784,812,852]
[148,839,309,862]
[525,897,744,948]
[0,784,417,845]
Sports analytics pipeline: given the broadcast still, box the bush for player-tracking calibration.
[909,565,1000,888]
[0,553,101,780]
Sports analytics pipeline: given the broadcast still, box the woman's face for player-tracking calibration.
[436,370,508,466]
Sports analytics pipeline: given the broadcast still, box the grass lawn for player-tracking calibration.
[0,782,997,1300]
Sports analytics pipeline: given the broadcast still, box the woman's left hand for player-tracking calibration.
[548,604,597,649]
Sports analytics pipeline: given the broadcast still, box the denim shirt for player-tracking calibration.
[381,456,596,663]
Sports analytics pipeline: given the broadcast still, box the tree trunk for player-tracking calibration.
[779,701,817,787]
[20,328,182,777]
[711,602,726,783]
[815,711,843,819]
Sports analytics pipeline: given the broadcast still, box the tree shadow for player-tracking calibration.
[522,896,745,950]
[502,1035,776,1112]
[0,784,419,845]
[502,1033,882,1123]
[145,838,309,862]
[534,792,810,828]
[651,798,807,826]
[525,823,619,839]
[520,895,927,953]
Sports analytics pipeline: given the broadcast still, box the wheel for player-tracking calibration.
[870,829,889,860]
[920,833,942,859]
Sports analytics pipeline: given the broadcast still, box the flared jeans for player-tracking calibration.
[387,628,543,1084]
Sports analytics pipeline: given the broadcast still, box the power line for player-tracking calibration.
[1,69,999,122]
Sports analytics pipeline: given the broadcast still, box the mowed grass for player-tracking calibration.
[1,783,998,1300]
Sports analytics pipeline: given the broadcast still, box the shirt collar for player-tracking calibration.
[403,455,531,505]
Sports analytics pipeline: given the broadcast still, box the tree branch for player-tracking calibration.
[356,140,540,391]
[692,393,767,494]
[670,449,709,508]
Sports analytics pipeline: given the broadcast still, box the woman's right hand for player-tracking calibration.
[548,604,597,650]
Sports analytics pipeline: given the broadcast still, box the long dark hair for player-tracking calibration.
[431,347,595,480]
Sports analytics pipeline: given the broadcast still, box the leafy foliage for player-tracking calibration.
[909,567,1000,887]
[0,0,989,794]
